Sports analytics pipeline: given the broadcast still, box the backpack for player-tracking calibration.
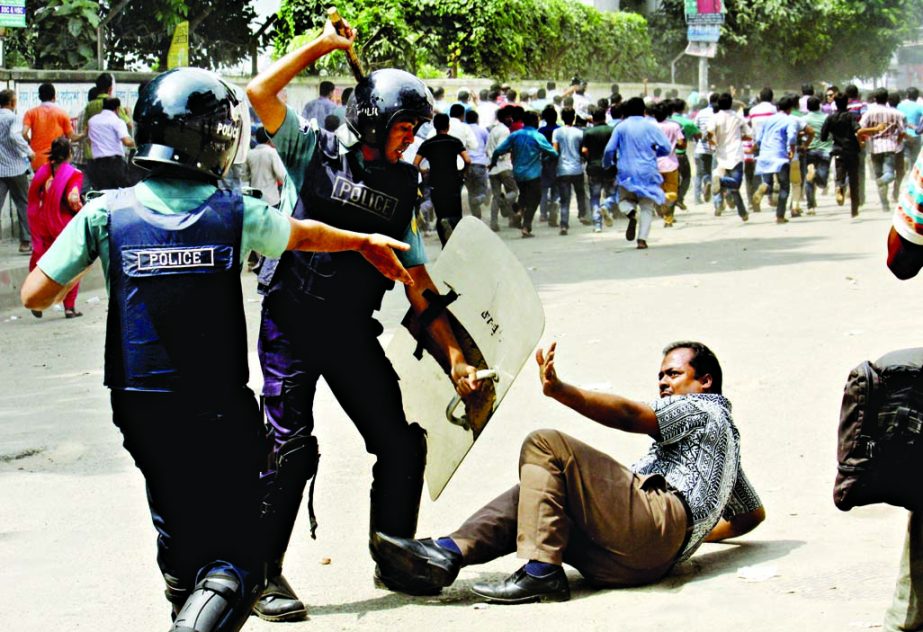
[835,348,923,511]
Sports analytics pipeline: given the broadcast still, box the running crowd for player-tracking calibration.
[295,78,923,250]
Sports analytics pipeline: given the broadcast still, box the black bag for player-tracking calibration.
[835,348,923,511]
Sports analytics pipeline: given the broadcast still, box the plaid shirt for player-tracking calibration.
[860,103,907,155]
[0,108,31,178]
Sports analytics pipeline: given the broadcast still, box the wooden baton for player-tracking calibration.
[327,7,365,82]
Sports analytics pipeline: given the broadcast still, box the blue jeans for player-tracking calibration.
[762,164,790,219]
[539,160,559,220]
[871,152,896,210]
[588,173,614,229]
[694,153,713,202]
[805,150,831,209]
[713,162,747,218]
[556,173,587,229]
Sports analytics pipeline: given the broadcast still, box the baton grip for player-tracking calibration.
[327,7,365,82]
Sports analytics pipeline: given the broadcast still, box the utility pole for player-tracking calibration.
[699,57,708,95]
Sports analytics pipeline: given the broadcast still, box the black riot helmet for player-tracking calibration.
[133,68,243,180]
[345,69,434,147]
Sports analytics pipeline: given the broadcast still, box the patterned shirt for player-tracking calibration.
[632,394,762,562]
[860,103,907,155]
[894,151,923,245]
[0,108,31,178]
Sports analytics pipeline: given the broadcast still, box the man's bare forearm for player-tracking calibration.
[546,382,659,436]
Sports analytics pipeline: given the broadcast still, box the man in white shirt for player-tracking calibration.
[486,106,519,231]
[87,97,135,190]
[707,92,752,221]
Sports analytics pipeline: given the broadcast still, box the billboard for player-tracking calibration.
[0,1,26,28]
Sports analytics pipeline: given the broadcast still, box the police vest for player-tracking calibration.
[104,188,249,396]
[258,129,419,316]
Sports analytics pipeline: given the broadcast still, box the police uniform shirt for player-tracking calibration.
[270,106,427,269]
[37,178,292,288]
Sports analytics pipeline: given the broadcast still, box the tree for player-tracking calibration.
[647,0,923,87]
[32,0,99,69]
[105,0,265,70]
[3,0,265,71]
[275,0,657,81]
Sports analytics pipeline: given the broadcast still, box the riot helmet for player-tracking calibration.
[345,69,434,147]
[133,68,243,179]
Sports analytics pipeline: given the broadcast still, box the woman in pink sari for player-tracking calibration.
[27,136,83,318]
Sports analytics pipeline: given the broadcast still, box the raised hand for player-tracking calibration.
[535,342,561,397]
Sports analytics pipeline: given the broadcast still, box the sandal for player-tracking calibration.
[64,309,83,319]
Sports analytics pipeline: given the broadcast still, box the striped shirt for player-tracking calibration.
[0,108,31,178]
[747,101,778,141]
[860,103,906,155]
[894,151,923,245]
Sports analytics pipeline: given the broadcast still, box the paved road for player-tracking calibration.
[0,194,915,631]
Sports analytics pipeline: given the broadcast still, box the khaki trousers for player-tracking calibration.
[885,511,923,631]
[451,429,689,587]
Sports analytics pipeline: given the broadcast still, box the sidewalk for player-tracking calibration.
[0,235,106,313]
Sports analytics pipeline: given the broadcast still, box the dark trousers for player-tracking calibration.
[86,155,132,190]
[835,152,862,215]
[110,388,266,603]
[715,162,747,218]
[0,170,30,243]
[258,297,425,545]
[516,177,542,231]
[761,165,791,219]
[677,153,691,205]
[431,184,464,246]
[805,150,831,209]
[556,173,587,228]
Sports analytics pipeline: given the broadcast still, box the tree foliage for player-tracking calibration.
[32,0,99,69]
[105,0,265,70]
[275,0,657,81]
[5,0,267,70]
[648,0,923,87]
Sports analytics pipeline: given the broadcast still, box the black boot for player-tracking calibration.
[252,562,307,622]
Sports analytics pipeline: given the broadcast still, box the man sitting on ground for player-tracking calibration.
[371,340,766,603]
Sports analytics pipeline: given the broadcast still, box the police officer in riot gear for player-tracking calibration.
[20,66,413,632]
[247,19,481,621]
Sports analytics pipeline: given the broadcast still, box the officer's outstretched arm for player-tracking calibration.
[21,267,84,311]
[286,217,413,286]
[247,19,355,135]
[405,266,479,396]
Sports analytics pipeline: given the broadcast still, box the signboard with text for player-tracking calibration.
[0,1,26,28]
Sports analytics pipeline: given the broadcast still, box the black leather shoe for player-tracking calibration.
[625,211,637,241]
[371,532,462,594]
[471,566,570,604]
[252,573,307,622]
[374,563,443,596]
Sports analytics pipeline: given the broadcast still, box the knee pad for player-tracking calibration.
[170,563,253,632]
[164,573,189,618]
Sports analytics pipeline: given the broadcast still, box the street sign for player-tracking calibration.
[167,21,189,69]
[0,1,26,28]
[685,41,718,58]
[687,24,722,42]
